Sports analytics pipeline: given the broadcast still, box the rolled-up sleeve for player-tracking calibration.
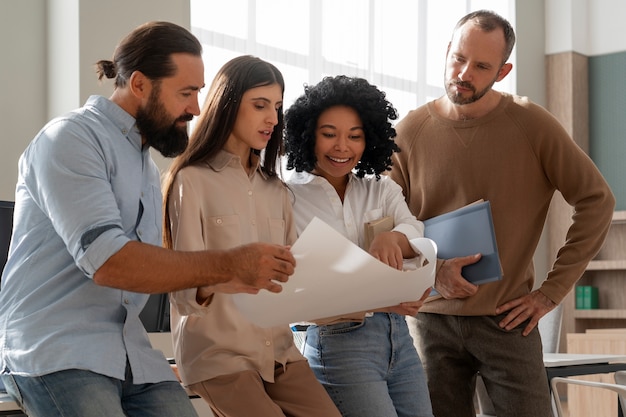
[22,116,135,277]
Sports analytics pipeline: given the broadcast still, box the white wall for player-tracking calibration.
[47,0,80,120]
[47,0,192,115]
[0,0,47,201]
[0,0,191,201]
[514,0,546,105]
[545,0,626,56]
[586,0,626,55]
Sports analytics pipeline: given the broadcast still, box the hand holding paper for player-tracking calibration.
[232,217,436,328]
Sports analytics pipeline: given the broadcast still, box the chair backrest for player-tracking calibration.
[538,303,563,353]
[615,370,626,412]
[551,372,626,417]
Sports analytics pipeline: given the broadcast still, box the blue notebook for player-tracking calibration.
[424,200,502,287]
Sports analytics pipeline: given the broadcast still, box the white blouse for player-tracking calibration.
[287,171,424,248]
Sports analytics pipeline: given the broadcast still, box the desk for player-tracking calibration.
[544,353,626,417]
[477,353,626,416]
[544,353,626,380]
[0,393,22,416]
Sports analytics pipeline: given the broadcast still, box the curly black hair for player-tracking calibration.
[284,75,400,179]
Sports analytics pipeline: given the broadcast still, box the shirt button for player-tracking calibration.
[248,190,253,196]
[122,128,128,134]
[216,218,223,225]
[123,298,129,304]
[265,340,271,346]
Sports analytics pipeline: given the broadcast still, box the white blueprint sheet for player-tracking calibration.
[232,217,437,328]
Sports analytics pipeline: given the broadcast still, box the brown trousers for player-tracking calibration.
[189,360,341,417]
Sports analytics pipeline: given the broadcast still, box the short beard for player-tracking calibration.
[136,85,192,158]
[446,77,497,106]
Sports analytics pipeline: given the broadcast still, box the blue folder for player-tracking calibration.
[424,200,502,287]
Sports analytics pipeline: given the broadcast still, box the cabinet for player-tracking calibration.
[570,210,626,333]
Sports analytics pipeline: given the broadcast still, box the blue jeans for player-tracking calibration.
[303,313,433,417]
[1,362,198,417]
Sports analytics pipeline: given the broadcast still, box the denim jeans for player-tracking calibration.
[1,362,198,417]
[303,312,433,417]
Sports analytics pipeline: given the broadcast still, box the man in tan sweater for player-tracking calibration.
[389,9,615,417]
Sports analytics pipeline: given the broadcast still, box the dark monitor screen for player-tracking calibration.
[0,201,14,278]
[139,293,171,332]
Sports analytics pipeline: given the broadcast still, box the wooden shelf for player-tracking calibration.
[568,211,626,335]
[573,309,626,319]
[586,260,626,271]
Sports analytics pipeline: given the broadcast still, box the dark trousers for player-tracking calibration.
[414,312,553,417]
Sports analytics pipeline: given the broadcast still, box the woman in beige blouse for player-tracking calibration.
[161,55,341,417]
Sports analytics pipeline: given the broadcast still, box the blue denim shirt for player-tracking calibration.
[0,96,175,383]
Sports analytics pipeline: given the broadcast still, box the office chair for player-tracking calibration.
[550,370,626,417]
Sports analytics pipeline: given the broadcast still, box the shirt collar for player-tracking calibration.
[85,95,142,151]
[207,150,267,180]
[288,170,355,186]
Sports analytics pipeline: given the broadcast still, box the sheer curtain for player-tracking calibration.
[190,0,515,121]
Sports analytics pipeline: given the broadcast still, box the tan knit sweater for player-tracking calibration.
[389,93,615,316]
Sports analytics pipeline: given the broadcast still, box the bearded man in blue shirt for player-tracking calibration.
[0,21,295,417]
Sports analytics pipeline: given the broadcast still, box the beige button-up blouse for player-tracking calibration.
[168,151,303,386]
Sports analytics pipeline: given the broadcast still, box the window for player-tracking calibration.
[191,0,515,120]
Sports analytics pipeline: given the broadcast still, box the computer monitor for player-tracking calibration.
[139,293,171,332]
[0,201,14,279]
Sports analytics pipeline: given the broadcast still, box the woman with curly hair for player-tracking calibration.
[284,75,434,417]
[162,56,341,417]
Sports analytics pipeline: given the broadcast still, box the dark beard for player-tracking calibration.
[136,88,192,158]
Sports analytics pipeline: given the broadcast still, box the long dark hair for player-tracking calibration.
[162,55,285,248]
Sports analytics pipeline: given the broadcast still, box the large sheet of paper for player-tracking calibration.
[232,217,436,328]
